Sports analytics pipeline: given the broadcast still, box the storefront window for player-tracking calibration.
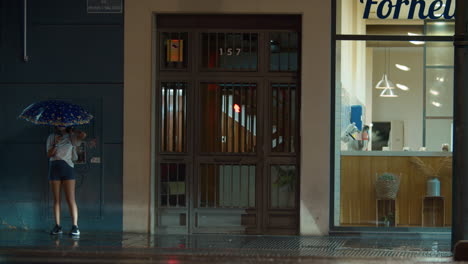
[334,0,454,230]
[336,0,455,36]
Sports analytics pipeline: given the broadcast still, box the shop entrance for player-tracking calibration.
[154,15,301,235]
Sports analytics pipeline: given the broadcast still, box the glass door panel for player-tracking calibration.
[270,165,297,209]
[201,32,258,71]
[200,83,257,153]
[161,82,187,153]
[196,164,257,231]
[157,163,188,232]
[198,164,255,209]
[160,32,189,70]
[160,163,187,208]
[271,83,296,153]
[269,32,298,72]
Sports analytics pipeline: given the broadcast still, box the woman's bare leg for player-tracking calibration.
[63,180,78,226]
[50,180,62,225]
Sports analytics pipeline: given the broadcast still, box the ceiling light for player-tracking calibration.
[380,88,398,97]
[408,32,425,45]
[430,90,440,96]
[396,84,409,91]
[376,74,395,89]
[432,101,442,107]
[395,64,411,71]
[375,48,395,90]
[410,40,425,45]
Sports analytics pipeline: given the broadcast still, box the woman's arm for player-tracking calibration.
[46,135,61,158]
[47,145,57,158]
[73,129,87,140]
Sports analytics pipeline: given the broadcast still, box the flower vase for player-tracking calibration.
[426,177,440,197]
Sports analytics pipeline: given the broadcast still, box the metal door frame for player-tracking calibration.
[154,14,301,235]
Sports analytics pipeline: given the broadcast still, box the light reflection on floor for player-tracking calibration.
[0,230,458,263]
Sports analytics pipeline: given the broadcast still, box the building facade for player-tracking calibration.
[1,0,467,242]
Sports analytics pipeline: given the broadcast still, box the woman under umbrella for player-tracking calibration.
[19,100,93,236]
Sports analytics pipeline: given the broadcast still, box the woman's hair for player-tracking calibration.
[54,126,73,135]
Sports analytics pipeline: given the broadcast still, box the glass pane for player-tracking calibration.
[335,40,453,228]
[336,0,455,36]
[161,82,187,152]
[271,165,296,209]
[426,68,454,117]
[271,83,296,153]
[426,20,455,36]
[425,119,453,152]
[426,43,453,66]
[269,32,298,72]
[161,32,188,69]
[160,163,186,207]
[201,32,258,71]
[199,164,255,208]
[200,83,257,153]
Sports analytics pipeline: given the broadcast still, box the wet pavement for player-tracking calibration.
[0,230,464,263]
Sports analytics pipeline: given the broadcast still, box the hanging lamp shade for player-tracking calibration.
[380,87,398,97]
[375,48,396,91]
[375,73,395,89]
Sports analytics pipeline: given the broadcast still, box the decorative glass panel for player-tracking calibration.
[426,43,453,67]
[425,119,453,152]
[201,83,257,153]
[201,33,258,70]
[271,83,296,153]
[199,164,255,208]
[269,32,298,72]
[271,165,296,209]
[161,82,187,152]
[161,32,188,69]
[160,163,186,207]
[425,68,453,117]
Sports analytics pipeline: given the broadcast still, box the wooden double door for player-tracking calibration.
[154,15,301,235]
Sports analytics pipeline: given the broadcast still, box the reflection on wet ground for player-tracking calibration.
[0,230,461,263]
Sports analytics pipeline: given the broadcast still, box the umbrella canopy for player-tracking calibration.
[19,100,93,127]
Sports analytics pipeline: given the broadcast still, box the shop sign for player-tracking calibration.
[360,0,455,19]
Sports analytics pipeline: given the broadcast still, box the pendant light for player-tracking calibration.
[380,87,398,97]
[375,48,396,90]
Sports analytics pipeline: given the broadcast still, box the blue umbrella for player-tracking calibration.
[19,100,93,127]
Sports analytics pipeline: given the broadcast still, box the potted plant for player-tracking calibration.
[375,172,400,200]
[381,212,395,227]
[273,166,296,207]
[410,156,452,196]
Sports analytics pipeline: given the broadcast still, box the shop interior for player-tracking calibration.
[336,0,454,228]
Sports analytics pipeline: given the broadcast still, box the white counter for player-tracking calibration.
[340,151,452,157]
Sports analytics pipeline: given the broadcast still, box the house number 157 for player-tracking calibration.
[219,48,241,56]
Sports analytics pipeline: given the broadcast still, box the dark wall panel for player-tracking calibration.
[0,0,123,232]
[0,0,123,83]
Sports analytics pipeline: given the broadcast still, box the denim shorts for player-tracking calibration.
[48,160,75,181]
